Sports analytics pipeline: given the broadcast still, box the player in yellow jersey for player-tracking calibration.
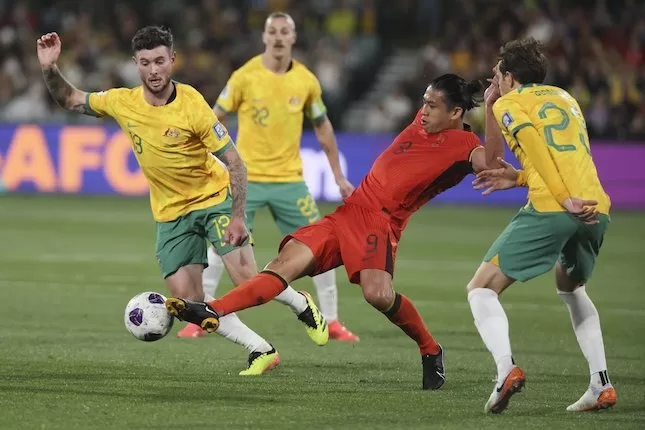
[36,26,328,375]
[466,38,617,413]
[180,12,359,342]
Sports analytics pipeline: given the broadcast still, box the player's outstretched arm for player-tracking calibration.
[37,33,93,115]
[312,115,354,198]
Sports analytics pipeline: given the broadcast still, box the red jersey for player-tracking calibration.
[346,114,481,231]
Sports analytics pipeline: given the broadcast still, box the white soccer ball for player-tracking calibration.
[124,292,174,341]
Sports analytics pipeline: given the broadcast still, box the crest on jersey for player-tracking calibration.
[289,96,301,105]
[501,112,513,129]
[214,122,227,139]
[163,127,180,138]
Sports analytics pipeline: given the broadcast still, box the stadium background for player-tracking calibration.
[0,1,644,429]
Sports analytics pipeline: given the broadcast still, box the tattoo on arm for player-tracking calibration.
[42,65,92,115]
[217,145,248,219]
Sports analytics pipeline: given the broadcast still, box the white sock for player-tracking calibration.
[312,270,338,322]
[274,286,308,315]
[468,288,515,382]
[203,245,225,299]
[215,312,273,354]
[557,286,610,388]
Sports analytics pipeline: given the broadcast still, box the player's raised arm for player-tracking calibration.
[37,33,94,116]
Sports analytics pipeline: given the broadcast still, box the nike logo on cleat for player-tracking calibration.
[496,385,504,393]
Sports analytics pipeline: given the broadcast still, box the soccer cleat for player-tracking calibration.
[296,291,329,346]
[566,386,617,412]
[238,347,281,376]
[176,322,205,338]
[328,320,360,342]
[422,345,446,390]
[165,297,221,333]
[484,367,526,414]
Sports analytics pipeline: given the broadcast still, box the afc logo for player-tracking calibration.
[393,141,413,154]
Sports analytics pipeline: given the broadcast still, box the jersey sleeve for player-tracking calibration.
[492,97,533,139]
[305,75,327,122]
[194,95,234,156]
[87,89,122,118]
[214,71,244,113]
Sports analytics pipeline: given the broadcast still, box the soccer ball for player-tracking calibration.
[124,292,174,341]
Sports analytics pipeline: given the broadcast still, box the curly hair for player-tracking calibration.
[498,37,547,85]
[131,26,173,53]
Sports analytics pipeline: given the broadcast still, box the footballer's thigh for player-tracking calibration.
[266,181,322,235]
[276,216,343,283]
[336,204,397,286]
[246,182,270,233]
[556,214,610,291]
[220,245,258,286]
[482,204,578,286]
[156,211,208,300]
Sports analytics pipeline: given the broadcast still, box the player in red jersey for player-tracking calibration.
[165,74,504,388]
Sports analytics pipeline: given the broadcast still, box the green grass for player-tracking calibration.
[0,195,643,429]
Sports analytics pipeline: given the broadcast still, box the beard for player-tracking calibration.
[143,76,170,95]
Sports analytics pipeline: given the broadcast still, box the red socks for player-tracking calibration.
[384,293,440,355]
[207,271,287,316]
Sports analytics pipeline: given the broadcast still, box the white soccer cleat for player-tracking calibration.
[484,367,526,414]
[566,385,617,412]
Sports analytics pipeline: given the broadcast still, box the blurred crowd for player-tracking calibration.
[374,0,645,140]
[1,0,644,140]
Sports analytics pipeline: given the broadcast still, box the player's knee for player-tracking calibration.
[554,262,583,293]
[466,262,512,295]
[361,282,394,311]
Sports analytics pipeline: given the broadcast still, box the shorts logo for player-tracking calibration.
[502,112,513,129]
[163,127,180,138]
[214,122,227,139]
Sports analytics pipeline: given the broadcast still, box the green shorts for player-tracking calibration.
[246,181,321,235]
[484,204,609,283]
[155,193,251,278]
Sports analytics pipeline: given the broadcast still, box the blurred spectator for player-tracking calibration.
[0,0,643,141]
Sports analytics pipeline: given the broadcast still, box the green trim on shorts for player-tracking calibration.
[484,204,609,282]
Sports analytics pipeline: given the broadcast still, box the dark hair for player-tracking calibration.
[429,73,483,114]
[131,26,173,53]
[498,37,547,85]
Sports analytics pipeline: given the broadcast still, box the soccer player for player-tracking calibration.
[176,12,359,342]
[36,27,328,375]
[165,73,506,388]
[468,38,617,413]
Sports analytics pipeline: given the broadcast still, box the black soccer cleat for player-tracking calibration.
[422,345,445,390]
[165,297,221,333]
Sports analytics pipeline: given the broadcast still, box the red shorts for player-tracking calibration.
[279,203,400,284]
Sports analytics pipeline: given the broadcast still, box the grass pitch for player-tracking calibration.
[0,195,643,429]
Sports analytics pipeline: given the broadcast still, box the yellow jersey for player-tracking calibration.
[215,55,327,183]
[493,84,611,214]
[88,83,232,222]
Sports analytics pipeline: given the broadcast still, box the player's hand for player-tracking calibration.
[472,157,518,195]
[336,177,355,199]
[563,197,600,225]
[37,33,62,68]
[484,77,501,106]
[223,217,249,246]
